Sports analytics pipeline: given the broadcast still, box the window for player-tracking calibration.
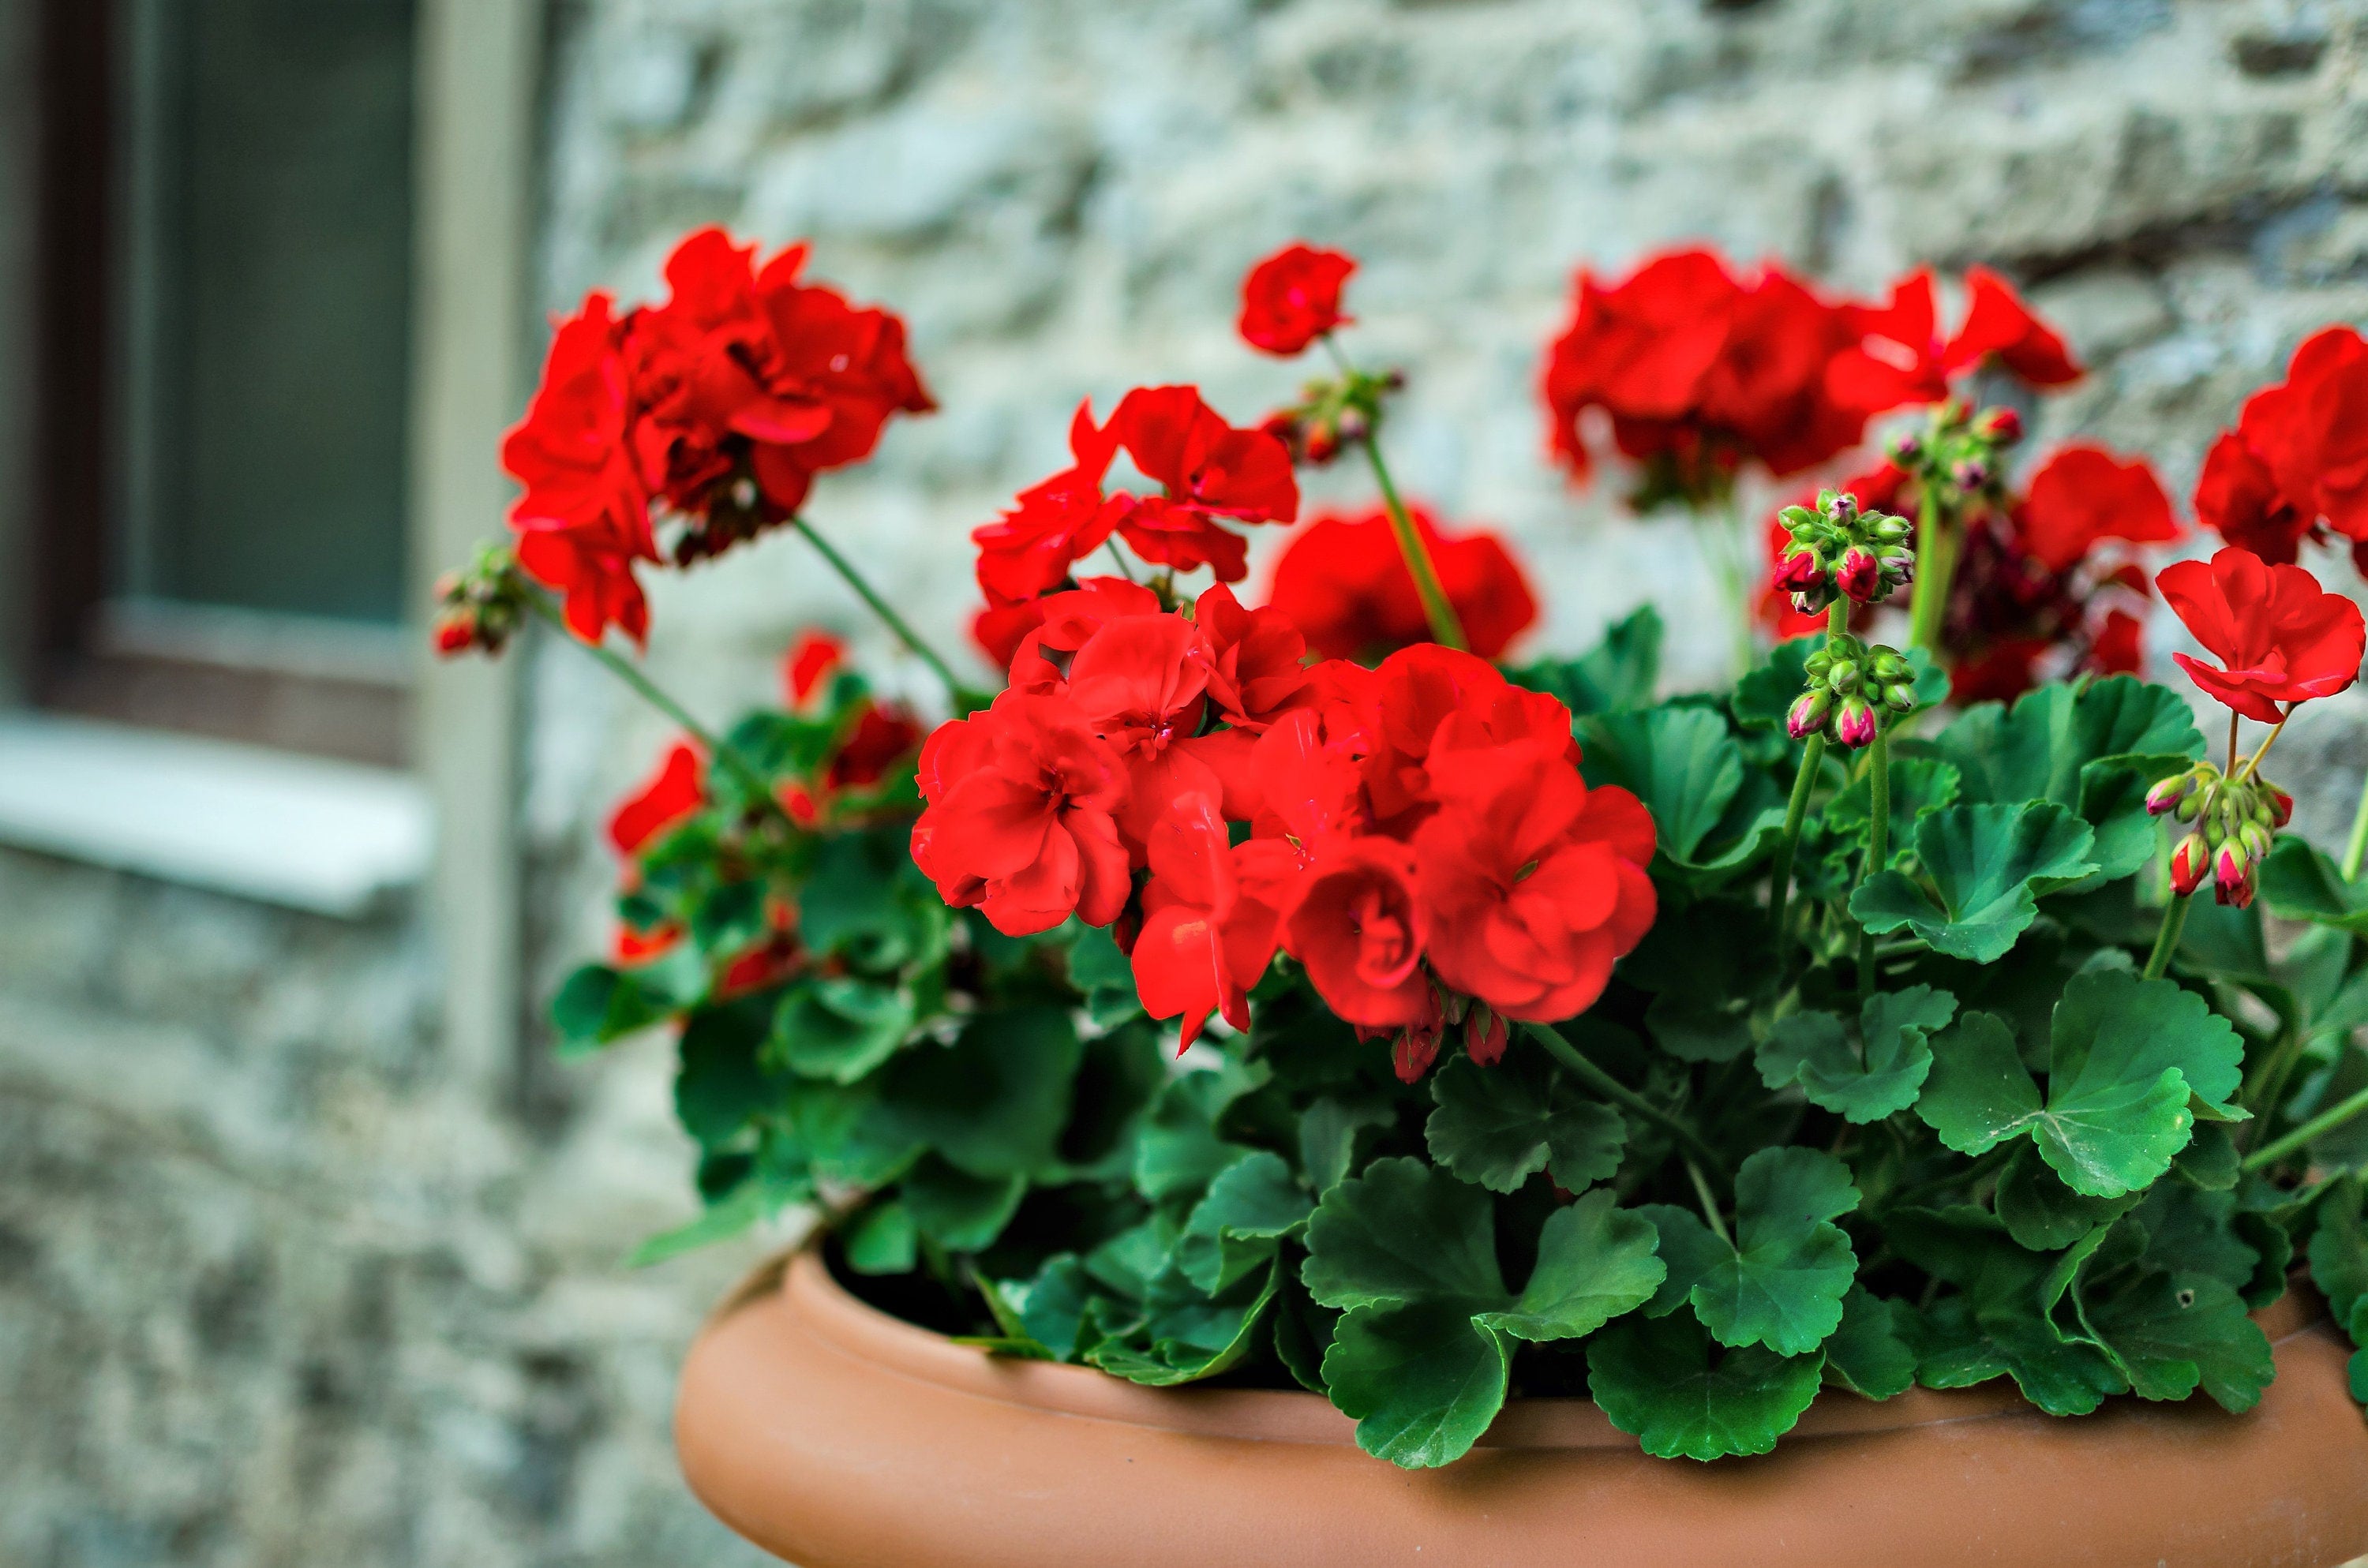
[32,0,419,767]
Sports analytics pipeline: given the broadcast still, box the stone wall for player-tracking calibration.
[11,0,2368,1563]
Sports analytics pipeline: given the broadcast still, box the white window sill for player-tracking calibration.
[0,713,431,918]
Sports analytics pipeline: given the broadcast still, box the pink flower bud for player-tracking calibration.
[2170,834,2210,896]
[1774,549,1825,594]
[1787,690,1832,740]
[1976,406,2023,445]
[1463,1006,1507,1068]
[2214,843,2254,907]
[2145,772,2195,818]
[1951,458,1990,489]
[1836,547,1882,604]
[1834,697,1878,749]
[1392,1020,1443,1083]
[2266,786,2294,829]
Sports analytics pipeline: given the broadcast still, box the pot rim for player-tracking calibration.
[754,1245,2329,1453]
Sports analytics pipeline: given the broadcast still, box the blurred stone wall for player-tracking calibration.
[12,0,2368,1564]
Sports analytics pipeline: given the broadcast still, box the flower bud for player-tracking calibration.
[433,610,478,656]
[1889,432,1924,465]
[1804,647,1834,679]
[1774,549,1826,594]
[1870,515,1913,542]
[1463,1006,1508,1068]
[2265,785,2294,829]
[1882,680,1919,713]
[1834,697,1878,749]
[1951,458,1990,490]
[1334,407,1371,444]
[1827,660,1862,694]
[2145,771,2197,818]
[2170,833,2210,896]
[1836,547,1883,604]
[1787,689,1833,741]
[1975,406,2024,445]
[1304,425,1339,464]
[1829,491,1860,525]
[2214,843,2256,908]
[2239,821,2272,861]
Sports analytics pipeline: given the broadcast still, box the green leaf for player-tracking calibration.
[1306,1162,1662,1467]
[1424,1053,1627,1194]
[1587,1314,1825,1461]
[843,1201,917,1274]
[1993,1145,2139,1251]
[857,1005,1084,1181]
[2310,1177,2368,1324]
[1888,1207,2131,1416]
[1178,1152,1313,1294]
[1825,758,1961,870]
[1272,1259,1338,1394]
[1133,1063,1265,1202]
[1918,973,2242,1198]
[768,977,914,1083]
[676,998,781,1148]
[1939,677,2205,880]
[1850,803,2097,963]
[1017,1256,1096,1360]
[1633,1203,1729,1317]
[626,1172,805,1267]
[1089,1262,1283,1388]
[901,1156,1028,1252]
[690,878,770,954]
[1734,635,1819,732]
[552,961,676,1054]
[1299,1096,1393,1194]
[1822,1286,1917,1400]
[1472,1190,1665,1342]
[1323,1300,1512,1468]
[1577,708,1742,863]
[2065,1220,2275,1413]
[799,829,943,971]
[2260,837,2368,935]
[1755,986,1955,1124]
[1689,1147,1860,1355]
[1507,604,1662,717]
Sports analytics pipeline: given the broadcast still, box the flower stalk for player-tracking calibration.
[1857,715,1891,994]
[792,516,989,711]
[2243,1081,2368,1172]
[1321,335,1468,652]
[2140,890,2193,982]
[1523,1022,1729,1177]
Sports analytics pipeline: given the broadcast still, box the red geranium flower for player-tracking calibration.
[1265,505,1538,661]
[2158,546,2366,723]
[1828,267,2080,416]
[971,402,1128,604]
[785,630,845,705]
[1941,266,2081,387]
[1238,243,1357,357]
[2014,443,2179,574]
[1414,747,1657,1022]
[1193,584,1312,731]
[1283,836,1433,1030]
[909,694,1132,935]
[2196,327,2368,567]
[608,742,706,854]
[1130,792,1294,1050]
[1543,249,1868,499]
[1107,385,1300,581]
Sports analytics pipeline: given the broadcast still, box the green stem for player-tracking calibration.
[2242,1082,2368,1172]
[2344,770,2368,882]
[1858,716,1891,995]
[2141,891,2194,982]
[1692,492,1754,679]
[1361,437,1469,652]
[1768,734,1825,940]
[2243,1020,2314,1131]
[1523,1022,1729,1177]
[1906,484,1950,655]
[791,516,984,707]
[520,590,782,811]
[1686,1157,1733,1246]
[1102,539,1140,585]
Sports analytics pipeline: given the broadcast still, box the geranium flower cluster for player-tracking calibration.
[1772,488,1915,615]
[1265,504,1536,662]
[501,227,935,643]
[1541,253,2076,506]
[2194,325,2368,569]
[910,582,1658,1078]
[2150,546,2366,907]
[969,387,1299,663]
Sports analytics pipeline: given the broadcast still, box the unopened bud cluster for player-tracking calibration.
[1773,488,1915,613]
[1887,399,2024,507]
[432,543,530,657]
[1261,367,1401,468]
[1789,636,1916,749]
[2149,762,2294,910]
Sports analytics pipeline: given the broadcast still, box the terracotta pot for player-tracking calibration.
[676,1249,2368,1568]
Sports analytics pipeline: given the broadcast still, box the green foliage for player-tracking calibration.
[556,613,2359,1476]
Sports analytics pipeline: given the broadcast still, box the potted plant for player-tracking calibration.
[435,230,2368,1566]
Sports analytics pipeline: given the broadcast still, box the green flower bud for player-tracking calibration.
[1827,661,1862,694]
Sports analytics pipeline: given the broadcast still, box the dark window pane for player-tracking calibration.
[118,0,415,624]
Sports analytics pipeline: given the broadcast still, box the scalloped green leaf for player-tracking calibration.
[1917,971,2242,1198]
[1852,802,2097,963]
[2260,836,2368,935]
[1322,1300,1511,1468]
[1755,985,1955,1124]
[1473,1190,1665,1342]
[1425,1053,1627,1194]
[1507,604,1662,717]
[1586,1314,1825,1461]
[1178,1152,1313,1294]
[769,976,914,1083]
[1688,1147,1860,1355]
[1576,708,1743,863]
[1822,1285,1918,1400]
[2063,1219,2275,1413]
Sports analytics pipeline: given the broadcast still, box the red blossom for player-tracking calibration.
[1193,584,1312,731]
[608,742,706,854]
[2195,430,2308,565]
[2196,327,2368,565]
[1827,267,2080,417]
[1129,792,1293,1051]
[2159,546,2366,724]
[1107,386,1300,580]
[785,630,845,705]
[971,402,1127,604]
[909,694,1132,935]
[1285,836,1433,1029]
[1238,244,1357,357]
[1265,505,1538,661]
[2014,444,2179,574]
[1941,267,2081,387]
